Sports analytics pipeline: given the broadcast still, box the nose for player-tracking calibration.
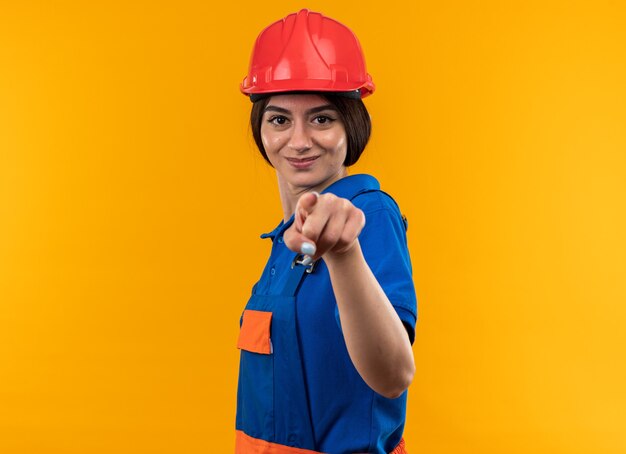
[287,121,312,153]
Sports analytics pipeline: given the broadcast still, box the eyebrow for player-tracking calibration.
[263,104,338,115]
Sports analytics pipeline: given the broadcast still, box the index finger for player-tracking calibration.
[295,191,319,231]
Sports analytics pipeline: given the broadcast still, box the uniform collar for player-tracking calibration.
[260,219,291,241]
[260,174,380,240]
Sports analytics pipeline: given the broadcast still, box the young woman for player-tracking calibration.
[235,9,417,454]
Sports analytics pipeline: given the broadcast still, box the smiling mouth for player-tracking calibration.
[287,156,319,162]
[286,155,320,169]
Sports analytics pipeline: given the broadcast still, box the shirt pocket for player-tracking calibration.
[237,309,273,355]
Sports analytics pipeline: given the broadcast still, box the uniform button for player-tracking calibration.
[270,267,276,276]
[277,236,284,244]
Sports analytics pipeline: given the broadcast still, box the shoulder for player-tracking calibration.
[350,186,407,231]
[351,189,402,215]
[323,174,407,229]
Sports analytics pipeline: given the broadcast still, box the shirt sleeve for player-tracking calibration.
[334,191,418,344]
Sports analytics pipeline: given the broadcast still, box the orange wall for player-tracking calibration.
[1,1,625,453]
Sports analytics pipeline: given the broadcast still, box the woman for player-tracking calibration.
[236,9,417,454]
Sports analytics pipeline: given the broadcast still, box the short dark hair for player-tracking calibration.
[250,93,371,167]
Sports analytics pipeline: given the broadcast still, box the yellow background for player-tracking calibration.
[1,1,625,453]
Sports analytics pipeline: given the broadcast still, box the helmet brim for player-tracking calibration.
[247,89,363,103]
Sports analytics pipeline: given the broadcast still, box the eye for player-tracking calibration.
[267,115,289,126]
[313,115,335,125]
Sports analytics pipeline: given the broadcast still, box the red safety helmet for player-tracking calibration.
[240,9,375,100]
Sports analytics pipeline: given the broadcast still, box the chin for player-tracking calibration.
[285,172,321,186]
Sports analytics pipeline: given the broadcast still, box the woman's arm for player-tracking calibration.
[285,192,415,399]
[325,240,415,399]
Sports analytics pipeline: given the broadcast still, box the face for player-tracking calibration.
[260,94,348,195]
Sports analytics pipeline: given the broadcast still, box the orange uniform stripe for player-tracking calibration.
[236,430,321,454]
[390,437,408,454]
[235,431,408,454]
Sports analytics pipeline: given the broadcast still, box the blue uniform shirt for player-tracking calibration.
[241,174,417,453]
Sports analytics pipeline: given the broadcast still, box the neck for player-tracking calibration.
[276,169,348,222]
